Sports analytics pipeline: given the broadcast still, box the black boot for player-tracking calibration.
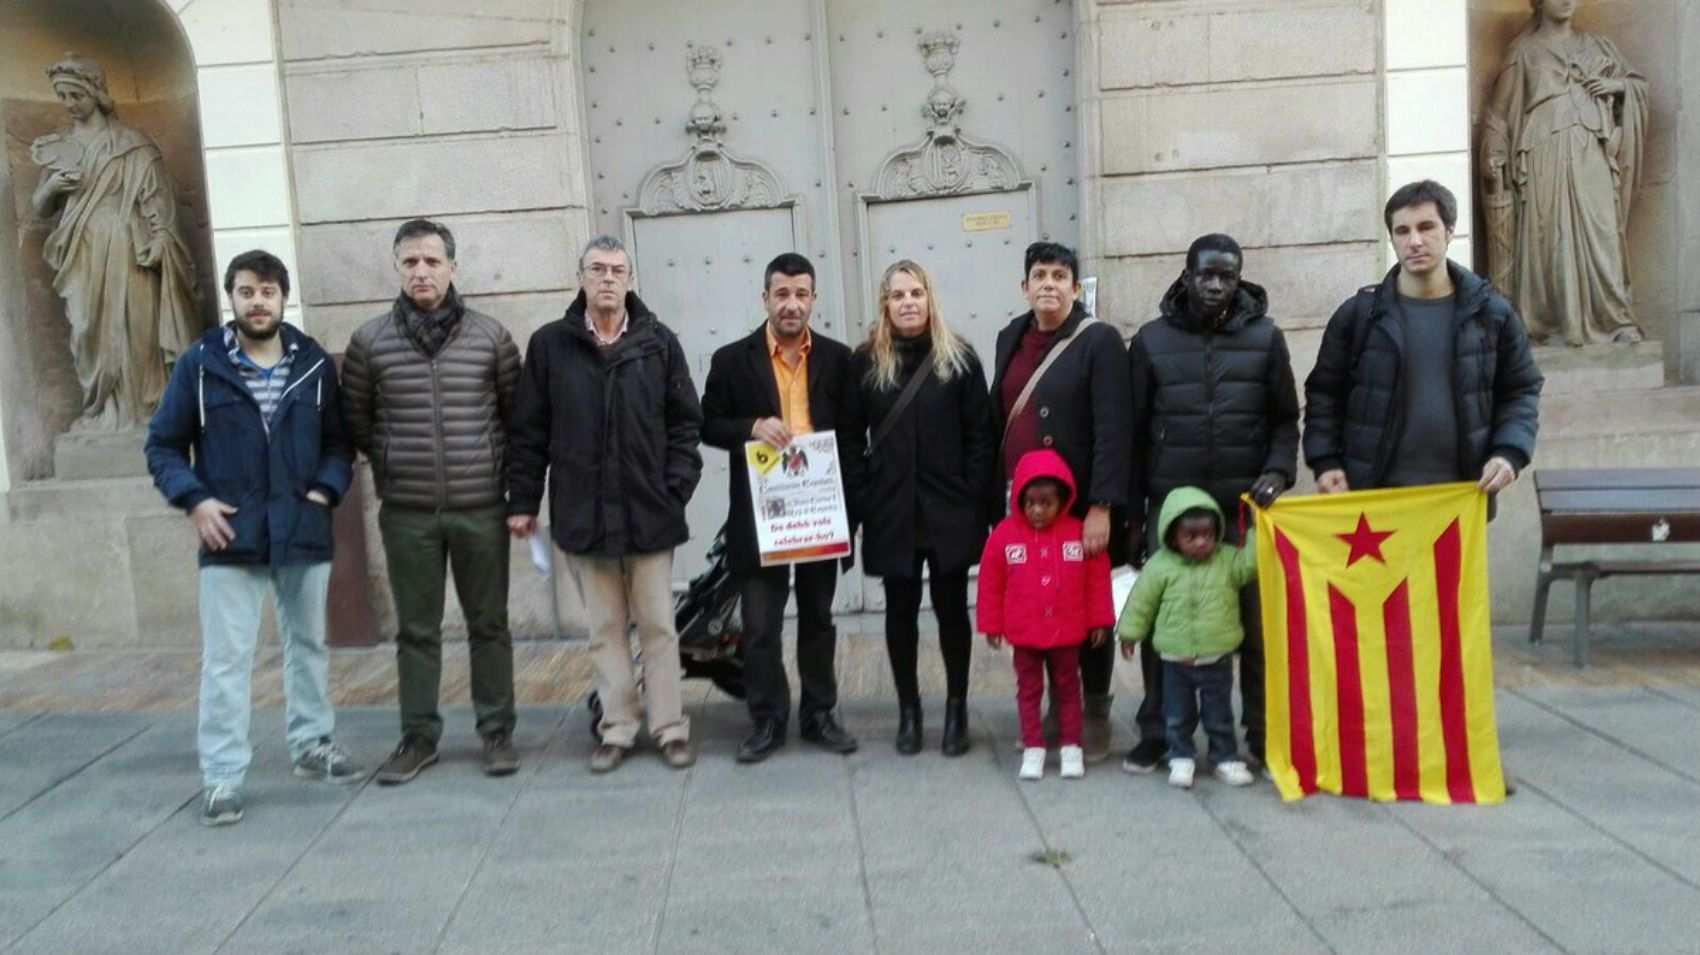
[940,698,970,757]
[895,703,922,755]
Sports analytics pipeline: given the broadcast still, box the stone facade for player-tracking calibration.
[2,0,1699,649]
[1078,0,1387,394]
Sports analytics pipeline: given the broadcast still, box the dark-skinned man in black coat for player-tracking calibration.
[1120,233,1300,776]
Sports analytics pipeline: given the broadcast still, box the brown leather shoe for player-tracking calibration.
[376,735,438,786]
[661,739,696,769]
[589,743,626,774]
[482,731,519,777]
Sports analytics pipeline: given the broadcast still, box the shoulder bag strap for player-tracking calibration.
[1000,317,1100,449]
[865,351,936,458]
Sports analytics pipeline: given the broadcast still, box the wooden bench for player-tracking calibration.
[1530,468,1700,667]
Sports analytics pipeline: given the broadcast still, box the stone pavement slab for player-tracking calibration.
[2,691,1699,955]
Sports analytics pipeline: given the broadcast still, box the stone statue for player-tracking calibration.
[30,54,201,432]
[1481,0,1649,345]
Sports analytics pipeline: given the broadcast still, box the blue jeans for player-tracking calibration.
[198,563,335,788]
[1162,658,1239,763]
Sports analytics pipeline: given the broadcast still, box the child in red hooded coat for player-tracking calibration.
[976,450,1115,780]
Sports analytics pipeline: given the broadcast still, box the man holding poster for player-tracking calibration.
[702,253,860,763]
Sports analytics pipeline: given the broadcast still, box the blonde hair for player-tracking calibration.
[863,260,972,391]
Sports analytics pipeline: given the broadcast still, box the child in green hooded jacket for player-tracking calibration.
[1116,486,1258,789]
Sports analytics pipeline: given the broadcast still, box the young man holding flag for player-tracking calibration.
[1304,179,1543,498]
[1271,179,1543,804]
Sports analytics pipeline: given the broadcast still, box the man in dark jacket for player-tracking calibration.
[1305,180,1543,500]
[1121,234,1300,774]
[507,235,704,773]
[702,252,859,763]
[988,241,1132,763]
[342,219,522,784]
[146,250,359,826]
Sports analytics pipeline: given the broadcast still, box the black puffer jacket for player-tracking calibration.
[342,291,520,511]
[1128,278,1300,532]
[1303,261,1544,490]
[840,335,995,578]
[507,290,703,557]
[988,303,1132,519]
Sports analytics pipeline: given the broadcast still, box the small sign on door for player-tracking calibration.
[961,211,1012,232]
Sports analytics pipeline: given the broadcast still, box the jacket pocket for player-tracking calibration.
[293,496,334,558]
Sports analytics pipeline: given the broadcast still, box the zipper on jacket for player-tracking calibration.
[1203,335,1217,483]
[430,358,448,510]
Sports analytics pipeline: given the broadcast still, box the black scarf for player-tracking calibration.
[394,287,465,357]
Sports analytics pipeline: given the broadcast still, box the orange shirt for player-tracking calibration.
[766,325,814,434]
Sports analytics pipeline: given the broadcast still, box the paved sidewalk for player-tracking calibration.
[4,685,1700,954]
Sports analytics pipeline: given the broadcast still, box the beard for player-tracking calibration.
[235,311,281,341]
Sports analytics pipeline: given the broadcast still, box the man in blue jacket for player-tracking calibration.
[145,250,360,826]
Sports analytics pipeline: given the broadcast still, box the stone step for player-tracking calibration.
[1532,340,1665,395]
[1540,385,1700,438]
[53,430,150,481]
[5,477,173,522]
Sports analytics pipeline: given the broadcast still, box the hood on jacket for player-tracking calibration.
[199,320,317,366]
[1154,485,1225,555]
[1011,449,1078,522]
[1158,275,1270,334]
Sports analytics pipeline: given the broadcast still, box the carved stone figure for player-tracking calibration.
[634,46,788,215]
[30,54,201,431]
[1481,0,1648,345]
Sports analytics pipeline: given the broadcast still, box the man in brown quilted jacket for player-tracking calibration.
[342,219,522,784]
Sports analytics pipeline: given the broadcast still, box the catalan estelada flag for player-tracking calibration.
[1252,483,1505,805]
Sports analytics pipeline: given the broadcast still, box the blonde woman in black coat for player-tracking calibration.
[841,260,995,756]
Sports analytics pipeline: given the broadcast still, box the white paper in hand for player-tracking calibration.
[1111,566,1138,619]
[528,528,552,576]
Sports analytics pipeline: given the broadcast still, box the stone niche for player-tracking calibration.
[0,0,218,484]
[1468,0,1684,376]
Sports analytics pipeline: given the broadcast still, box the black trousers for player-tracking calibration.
[740,560,839,729]
[1079,632,1115,698]
[1136,582,1265,759]
[881,551,971,706]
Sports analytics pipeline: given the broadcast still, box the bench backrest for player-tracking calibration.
[1534,468,1700,546]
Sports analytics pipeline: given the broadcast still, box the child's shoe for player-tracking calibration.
[1019,747,1046,781]
[1214,760,1255,787]
[1168,757,1195,789]
[1059,745,1085,779]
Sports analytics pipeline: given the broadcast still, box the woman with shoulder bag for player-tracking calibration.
[841,260,995,756]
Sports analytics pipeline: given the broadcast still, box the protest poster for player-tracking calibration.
[744,431,852,566]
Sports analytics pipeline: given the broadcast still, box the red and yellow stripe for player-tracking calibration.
[1255,483,1505,805]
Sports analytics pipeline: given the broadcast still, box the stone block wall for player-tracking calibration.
[1682,0,1700,384]
[168,0,305,334]
[276,0,592,356]
[1078,0,1386,390]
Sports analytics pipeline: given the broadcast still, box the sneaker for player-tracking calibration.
[1168,757,1196,789]
[376,735,438,786]
[482,732,519,777]
[589,743,627,774]
[661,739,696,769]
[1214,760,1255,787]
[293,737,364,784]
[200,784,243,827]
[1019,747,1046,781]
[1120,739,1167,775]
[1059,745,1085,779]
